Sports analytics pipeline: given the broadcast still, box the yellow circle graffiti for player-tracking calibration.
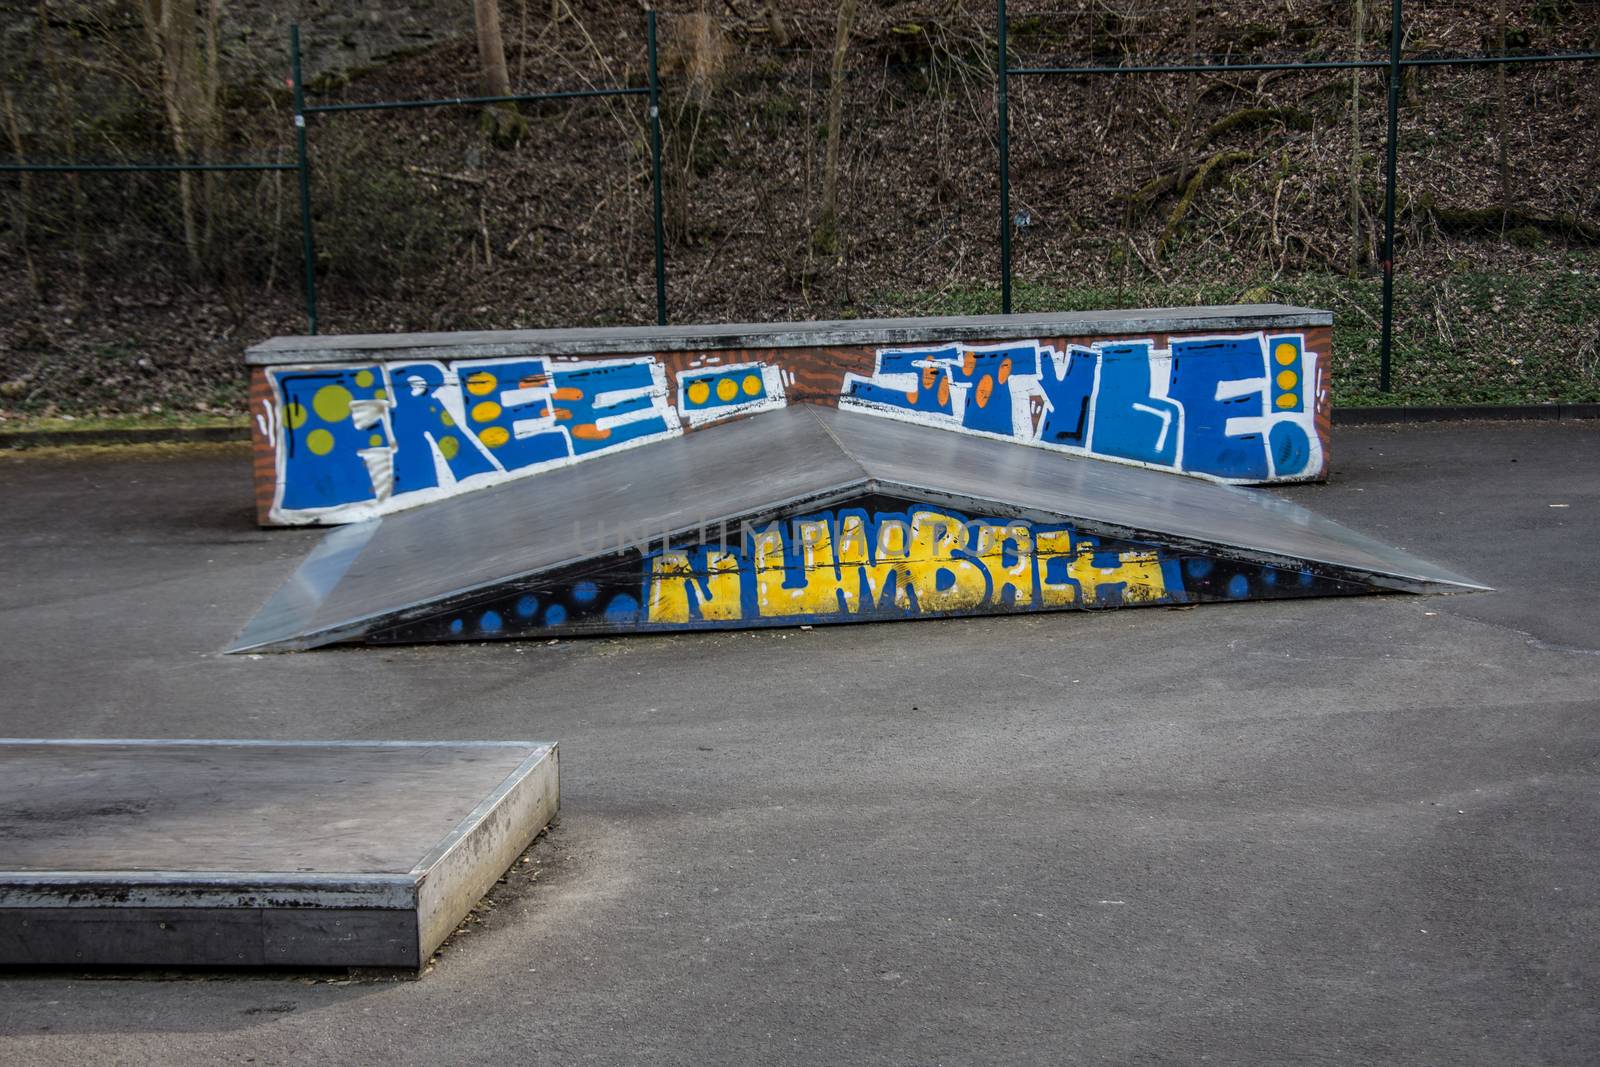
[440,410,455,427]
[285,401,308,429]
[313,385,352,423]
[716,378,738,402]
[305,428,335,455]
[687,380,711,406]
[471,400,503,423]
[368,433,383,447]
[1276,369,1298,390]
[354,370,375,388]
[438,435,460,459]
[1276,393,1298,409]
[465,371,498,396]
[1274,342,1298,366]
[741,374,762,396]
[480,426,510,449]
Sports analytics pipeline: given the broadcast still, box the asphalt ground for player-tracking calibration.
[0,421,1596,1066]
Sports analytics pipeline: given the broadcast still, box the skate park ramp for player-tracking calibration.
[229,406,1487,653]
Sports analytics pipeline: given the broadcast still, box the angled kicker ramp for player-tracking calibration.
[231,407,1485,652]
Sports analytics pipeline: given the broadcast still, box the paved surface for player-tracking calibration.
[0,423,1595,1065]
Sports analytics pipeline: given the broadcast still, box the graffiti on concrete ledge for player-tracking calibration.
[676,361,787,427]
[364,500,1367,644]
[262,355,795,523]
[840,332,1322,481]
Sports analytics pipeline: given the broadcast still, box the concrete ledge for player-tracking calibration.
[244,305,1332,364]
[0,739,558,971]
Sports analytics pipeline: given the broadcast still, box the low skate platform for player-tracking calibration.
[0,739,559,970]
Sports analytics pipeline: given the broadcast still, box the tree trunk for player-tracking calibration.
[474,0,512,97]
[474,0,527,147]
[1348,0,1365,275]
[2,89,41,299]
[815,0,858,256]
[1495,0,1511,225]
[762,3,789,47]
[37,1,87,292]
[138,0,213,278]
[201,0,225,267]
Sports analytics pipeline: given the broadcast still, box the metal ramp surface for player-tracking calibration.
[230,406,1485,652]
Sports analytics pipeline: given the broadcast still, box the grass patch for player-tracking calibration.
[0,412,250,434]
[875,256,1600,407]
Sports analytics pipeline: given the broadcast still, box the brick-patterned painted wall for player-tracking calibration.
[247,321,1333,526]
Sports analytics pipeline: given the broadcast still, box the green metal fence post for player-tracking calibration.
[1379,0,1402,392]
[997,0,1012,314]
[291,23,319,335]
[647,10,667,327]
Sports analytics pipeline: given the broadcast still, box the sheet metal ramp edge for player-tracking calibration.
[228,477,1489,654]
[225,477,874,653]
[0,740,557,913]
[873,478,1490,594]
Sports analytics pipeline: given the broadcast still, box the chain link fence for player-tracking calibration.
[2,1,1597,417]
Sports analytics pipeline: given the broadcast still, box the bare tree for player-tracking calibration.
[1348,0,1365,275]
[814,0,858,256]
[2,89,41,299]
[137,0,225,277]
[1495,0,1511,224]
[474,0,512,97]
[474,0,527,147]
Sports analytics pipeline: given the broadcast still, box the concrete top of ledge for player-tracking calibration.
[244,304,1332,365]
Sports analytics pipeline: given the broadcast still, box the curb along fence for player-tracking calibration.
[3,4,1597,395]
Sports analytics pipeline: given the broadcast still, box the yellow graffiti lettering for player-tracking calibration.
[898,511,988,613]
[837,514,914,611]
[754,521,845,618]
[1034,529,1080,607]
[646,549,742,624]
[644,508,1174,627]
[1070,546,1169,606]
[970,521,1035,607]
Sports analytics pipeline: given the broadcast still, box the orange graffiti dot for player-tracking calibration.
[998,357,1012,385]
[962,350,976,376]
[975,374,994,409]
[937,376,951,408]
[1276,369,1299,391]
[905,390,920,405]
[687,380,711,406]
[551,407,573,420]
[1274,342,1298,366]
[572,424,611,441]
[921,365,939,389]
[742,374,762,396]
[554,387,584,401]
[716,378,739,402]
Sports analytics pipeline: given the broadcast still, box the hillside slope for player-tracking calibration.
[1,0,1596,418]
